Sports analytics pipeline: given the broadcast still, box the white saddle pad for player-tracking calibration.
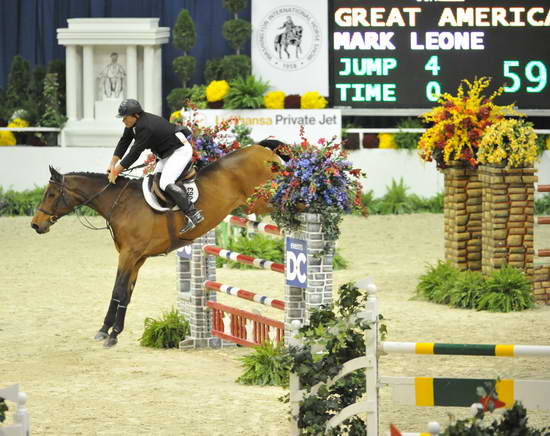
[141,175,199,212]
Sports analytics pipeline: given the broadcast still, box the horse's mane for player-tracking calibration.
[66,171,140,187]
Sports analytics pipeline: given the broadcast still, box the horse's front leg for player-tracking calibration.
[101,254,146,348]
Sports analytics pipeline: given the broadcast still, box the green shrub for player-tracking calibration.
[223,19,252,54]
[0,186,45,215]
[0,397,7,423]
[394,118,423,150]
[204,58,224,83]
[442,402,549,435]
[377,178,414,215]
[40,73,67,128]
[359,184,443,215]
[224,75,269,109]
[535,134,548,157]
[535,193,550,215]
[449,270,485,309]
[220,54,251,81]
[476,265,535,312]
[172,56,197,88]
[416,261,460,304]
[139,308,190,348]
[236,340,292,387]
[167,87,193,112]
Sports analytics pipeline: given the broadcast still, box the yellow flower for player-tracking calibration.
[478,118,538,168]
[8,118,29,128]
[263,91,285,109]
[378,133,397,149]
[0,130,16,146]
[417,77,521,168]
[300,91,327,109]
[206,80,230,103]
[169,110,182,124]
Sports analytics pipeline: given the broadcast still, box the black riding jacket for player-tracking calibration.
[114,112,183,169]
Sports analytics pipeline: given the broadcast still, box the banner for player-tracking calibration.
[252,0,329,95]
[190,109,341,144]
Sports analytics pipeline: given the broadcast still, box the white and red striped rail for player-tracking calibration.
[224,215,281,236]
[203,245,284,273]
[204,280,285,310]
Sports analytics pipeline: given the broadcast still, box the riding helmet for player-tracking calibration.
[117,99,143,118]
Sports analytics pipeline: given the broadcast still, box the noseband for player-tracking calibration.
[36,177,71,223]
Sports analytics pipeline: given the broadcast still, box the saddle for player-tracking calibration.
[142,161,200,212]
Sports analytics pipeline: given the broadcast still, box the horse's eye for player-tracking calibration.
[48,193,55,198]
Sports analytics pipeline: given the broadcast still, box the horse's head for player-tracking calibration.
[31,166,75,234]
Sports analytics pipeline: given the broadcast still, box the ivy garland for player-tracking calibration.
[281,282,386,435]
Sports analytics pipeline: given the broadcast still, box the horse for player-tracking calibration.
[274,26,303,59]
[31,143,281,347]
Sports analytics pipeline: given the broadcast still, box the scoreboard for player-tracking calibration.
[329,1,550,112]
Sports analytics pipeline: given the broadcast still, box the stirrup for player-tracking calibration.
[180,218,196,234]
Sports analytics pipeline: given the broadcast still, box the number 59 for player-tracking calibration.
[503,60,547,93]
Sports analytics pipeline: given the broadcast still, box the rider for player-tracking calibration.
[107,98,204,234]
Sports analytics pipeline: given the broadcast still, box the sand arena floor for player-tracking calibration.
[1,214,549,435]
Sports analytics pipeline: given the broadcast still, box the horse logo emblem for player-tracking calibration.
[257,6,321,71]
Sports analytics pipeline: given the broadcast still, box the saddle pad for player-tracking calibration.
[142,175,199,212]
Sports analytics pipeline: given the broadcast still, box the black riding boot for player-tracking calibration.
[164,183,204,234]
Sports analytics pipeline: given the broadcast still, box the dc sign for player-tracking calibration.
[285,237,307,288]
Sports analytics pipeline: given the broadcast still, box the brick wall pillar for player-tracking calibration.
[442,164,482,270]
[479,165,537,275]
[284,213,334,343]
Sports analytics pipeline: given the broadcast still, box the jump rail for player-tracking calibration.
[224,215,282,236]
[203,245,285,273]
[289,280,550,435]
[179,213,335,349]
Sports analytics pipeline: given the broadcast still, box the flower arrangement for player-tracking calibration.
[300,91,328,109]
[205,80,230,103]
[263,90,285,109]
[477,118,538,168]
[418,77,520,168]
[249,128,365,239]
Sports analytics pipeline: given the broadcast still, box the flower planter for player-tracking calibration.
[440,162,482,271]
[478,165,537,276]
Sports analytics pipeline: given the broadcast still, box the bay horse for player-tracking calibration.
[31,144,280,347]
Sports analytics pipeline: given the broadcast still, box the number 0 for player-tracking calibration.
[426,81,441,102]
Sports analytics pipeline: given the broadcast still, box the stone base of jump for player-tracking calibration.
[179,336,223,350]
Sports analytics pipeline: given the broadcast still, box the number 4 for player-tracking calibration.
[424,55,440,76]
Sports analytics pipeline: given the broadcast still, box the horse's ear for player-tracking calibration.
[49,165,62,181]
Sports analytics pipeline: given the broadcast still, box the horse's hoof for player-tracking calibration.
[94,331,109,341]
[103,336,118,348]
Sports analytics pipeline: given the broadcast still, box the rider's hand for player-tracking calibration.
[108,163,124,184]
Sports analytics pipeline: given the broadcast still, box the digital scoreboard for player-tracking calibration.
[330,1,550,112]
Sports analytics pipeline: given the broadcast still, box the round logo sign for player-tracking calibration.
[257,5,322,72]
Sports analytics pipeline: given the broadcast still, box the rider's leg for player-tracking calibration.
[160,145,204,233]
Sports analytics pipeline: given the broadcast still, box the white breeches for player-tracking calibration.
[155,133,193,191]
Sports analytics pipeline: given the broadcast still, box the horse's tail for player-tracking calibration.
[258,139,290,162]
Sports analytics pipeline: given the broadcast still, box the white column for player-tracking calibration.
[153,45,163,115]
[143,46,154,113]
[82,45,95,120]
[125,45,138,99]
[65,45,81,121]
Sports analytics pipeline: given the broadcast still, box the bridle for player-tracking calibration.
[37,175,113,224]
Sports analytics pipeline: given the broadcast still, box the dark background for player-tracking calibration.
[0,0,251,117]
